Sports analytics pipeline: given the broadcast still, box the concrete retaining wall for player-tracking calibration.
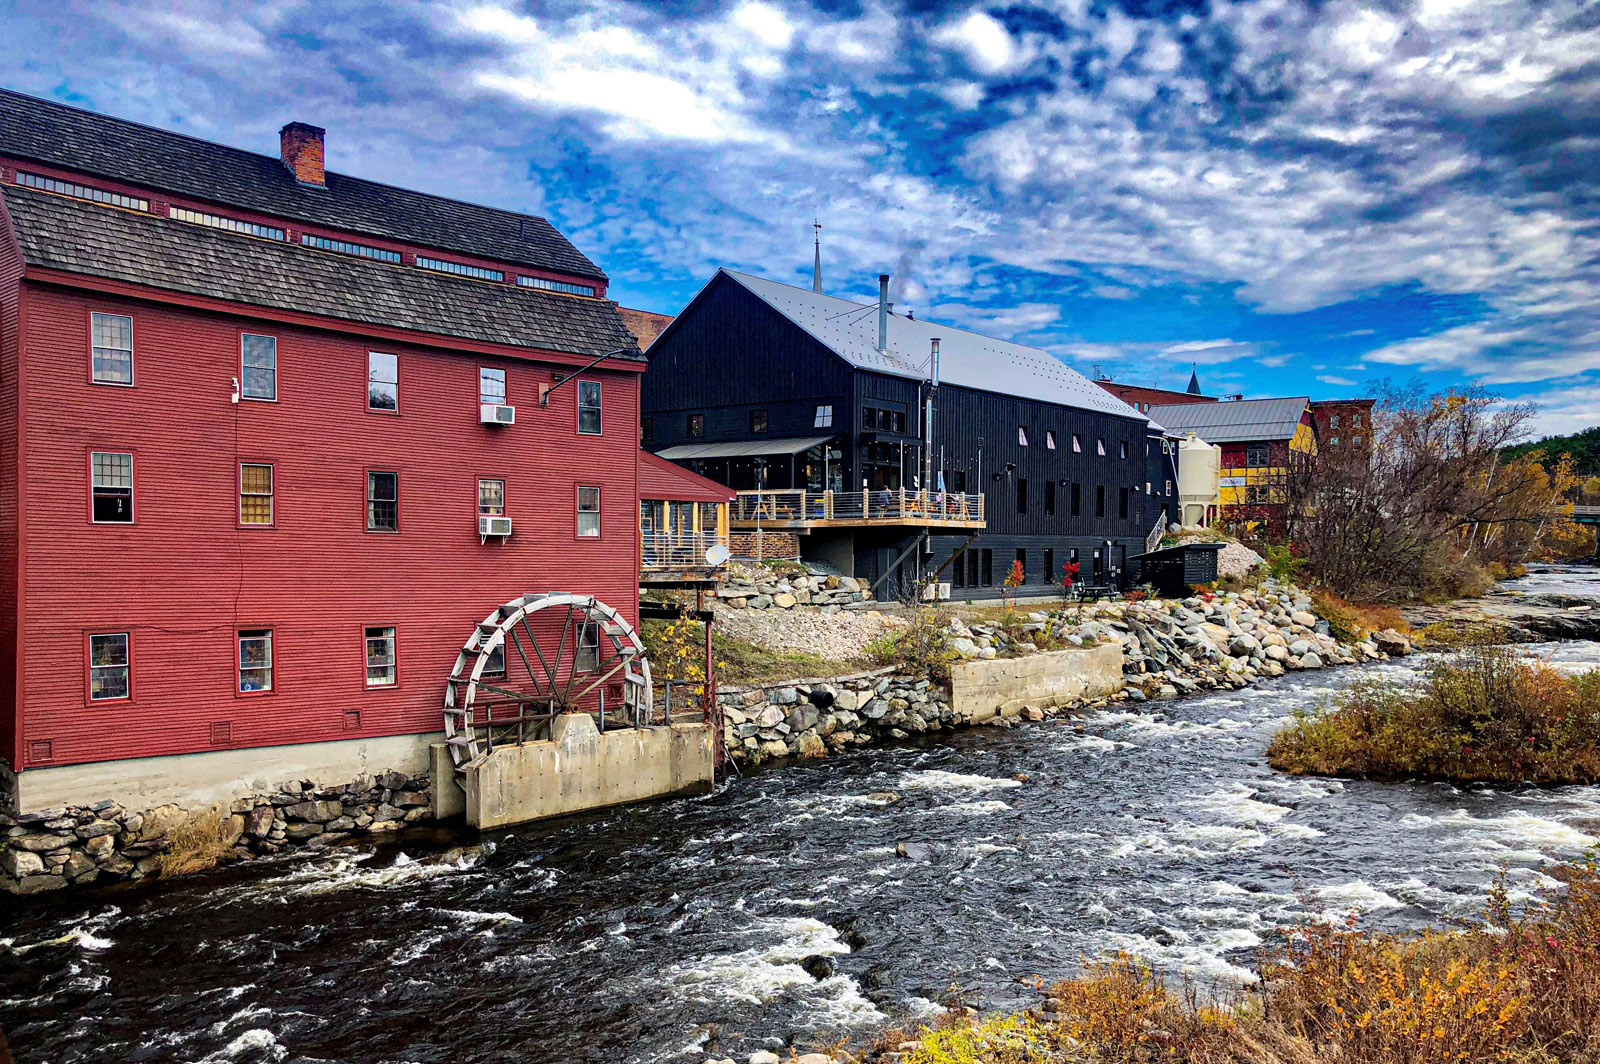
[949,643,1124,722]
[11,732,442,815]
[463,715,715,829]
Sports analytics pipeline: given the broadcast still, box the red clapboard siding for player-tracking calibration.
[0,200,22,769]
[17,281,642,769]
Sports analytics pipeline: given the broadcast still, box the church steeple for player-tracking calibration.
[812,220,823,293]
[1186,364,1202,395]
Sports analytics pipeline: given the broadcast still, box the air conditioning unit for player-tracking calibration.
[920,582,952,601]
[479,515,513,538]
[480,404,516,426]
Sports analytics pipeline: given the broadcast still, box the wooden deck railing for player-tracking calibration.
[640,531,727,570]
[730,489,986,526]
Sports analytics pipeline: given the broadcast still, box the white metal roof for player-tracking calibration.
[1145,397,1311,444]
[655,435,834,460]
[722,270,1147,422]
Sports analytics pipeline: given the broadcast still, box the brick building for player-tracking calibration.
[0,90,646,812]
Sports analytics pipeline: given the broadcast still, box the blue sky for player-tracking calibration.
[5,0,1597,433]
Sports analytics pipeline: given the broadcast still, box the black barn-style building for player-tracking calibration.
[642,269,1157,599]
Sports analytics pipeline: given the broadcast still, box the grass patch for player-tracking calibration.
[874,857,1600,1063]
[156,808,236,878]
[1267,644,1600,784]
[640,618,862,686]
[1309,588,1410,645]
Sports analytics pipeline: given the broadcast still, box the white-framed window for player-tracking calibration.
[88,632,130,701]
[368,352,398,411]
[1146,481,1152,494]
[240,463,274,525]
[1165,479,1172,494]
[1046,430,1056,449]
[1018,426,1029,446]
[1329,414,1340,430]
[91,451,134,523]
[814,404,833,428]
[484,640,506,676]
[479,367,506,406]
[1072,434,1082,453]
[576,622,600,672]
[238,629,273,692]
[90,312,133,385]
[1097,437,1106,456]
[577,485,601,537]
[578,380,602,435]
[240,334,277,400]
[478,478,505,516]
[368,471,399,531]
[364,626,396,687]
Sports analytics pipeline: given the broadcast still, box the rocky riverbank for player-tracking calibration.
[718,580,1411,765]
[1,769,433,896]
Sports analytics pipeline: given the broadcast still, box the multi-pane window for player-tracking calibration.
[479,367,506,406]
[368,352,398,411]
[170,207,284,241]
[90,312,133,385]
[687,414,705,438]
[576,622,600,672]
[577,486,601,537]
[1046,430,1056,449]
[368,471,399,531]
[478,478,505,516]
[1072,434,1082,453]
[240,463,274,525]
[814,404,833,428]
[365,626,396,687]
[1329,414,1340,430]
[238,630,273,693]
[1018,426,1028,446]
[241,334,277,400]
[517,275,596,297]
[91,451,133,523]
[417,256,503,282]
[1246,444,1270,468]
[16,171,148,211]
[750,409,768,434]
[301,234,401,263]
[578,381,602,435]
[88,632,130,701]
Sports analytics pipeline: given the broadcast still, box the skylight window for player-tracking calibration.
[417,257,503,282]
[518,275,597,297]
[15,171,147,211]
[301,234,402,263]
[170,207,284,241]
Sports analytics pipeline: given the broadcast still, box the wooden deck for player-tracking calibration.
[728,489,986,531]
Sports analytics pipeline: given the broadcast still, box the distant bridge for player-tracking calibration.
[1571,505,1600,525]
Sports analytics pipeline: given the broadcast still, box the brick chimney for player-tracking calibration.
[279,122,326,187]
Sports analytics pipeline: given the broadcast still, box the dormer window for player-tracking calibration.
[417,256,503,282]
[171,207,284,241]
[301,234,401,263]
[15,171,147,212]
[518,276,597,297]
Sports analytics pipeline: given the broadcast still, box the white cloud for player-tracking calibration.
[1317,374,1359,386]
[932,11,1022,76]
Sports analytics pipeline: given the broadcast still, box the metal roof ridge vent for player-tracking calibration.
[877,273,889,353]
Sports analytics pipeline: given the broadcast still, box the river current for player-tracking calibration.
[4,566,1599,1064]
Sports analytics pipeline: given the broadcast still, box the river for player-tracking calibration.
[4,567,1600,1064]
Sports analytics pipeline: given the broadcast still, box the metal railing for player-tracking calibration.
[730,489,985,526]
[1146,514,1166,554]
[640,531,727,570]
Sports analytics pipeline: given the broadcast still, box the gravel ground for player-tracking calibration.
[1175,536,1265,578]
[713,602,898,661]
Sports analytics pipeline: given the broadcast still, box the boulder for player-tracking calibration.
[245,805,276,837]
[758,739,790,758]
[15,873,67,894]
[1,848,44,877]
[794,732,827,759]
[800,955,836,980]
[1374,629,1412,655]
[772,592,797,609]
[284,800,341,823]
[1300,652,1324,669]
[1291,610,1318,628]
[10,833,74,853]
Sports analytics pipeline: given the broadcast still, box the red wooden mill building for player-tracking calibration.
[0,90,675,814]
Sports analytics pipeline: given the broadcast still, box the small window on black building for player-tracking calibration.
[1045,480,1056,516]
[1046,430,1056,449]
[967,550,980,587]
[981,548,993,586]
[1070,482,1081,517]
[641,417,653,442]
[879,409,894,431]
[1096,437,1106,456]
[1044,549,1054,585]
[814,404,833,428]
[1096,484,1106,518]
[1018,426,1028,446]
[892,411,906,434]
[1017,478,1028,515]
[750,409,768,434]
[1119,440,1129,459]
[952,549,966,588]
[862,407,876,429]
[952,470,967,493]
[687,414,705,438]
[1119,487,1129,519]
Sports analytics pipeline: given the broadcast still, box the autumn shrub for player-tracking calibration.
[156,807,236,878]
[1267,645,1600,784]
[1309,588,1410,645]
[866,606,958,684]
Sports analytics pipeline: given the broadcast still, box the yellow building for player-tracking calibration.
[1146,397,1316,519]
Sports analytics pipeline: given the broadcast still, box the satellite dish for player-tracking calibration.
[706,544,731,566]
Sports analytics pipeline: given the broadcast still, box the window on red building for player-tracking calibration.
[577,486,601,537]
[578,381,602,435]
[91,312,133,385]
[368,352,398,411]
[88,632,130,701]
[91,451,133,523]
[576,622,600,671]
[238,630,273,692]
[479,367,506,406]
[365,626,396,687]
[240,463,273,525]
[241,334,277,400]
[368,471,398,531]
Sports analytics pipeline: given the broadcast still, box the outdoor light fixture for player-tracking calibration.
[540,347,634,406]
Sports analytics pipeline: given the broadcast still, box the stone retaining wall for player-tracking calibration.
[1,768,433,895]
[728,531,801,561]
[714,571,876,612]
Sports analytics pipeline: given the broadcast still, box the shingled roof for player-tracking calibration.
[0,89,606,282]
[2,185,641,361]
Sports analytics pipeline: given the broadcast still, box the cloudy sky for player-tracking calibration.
[6,0,1597,433]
